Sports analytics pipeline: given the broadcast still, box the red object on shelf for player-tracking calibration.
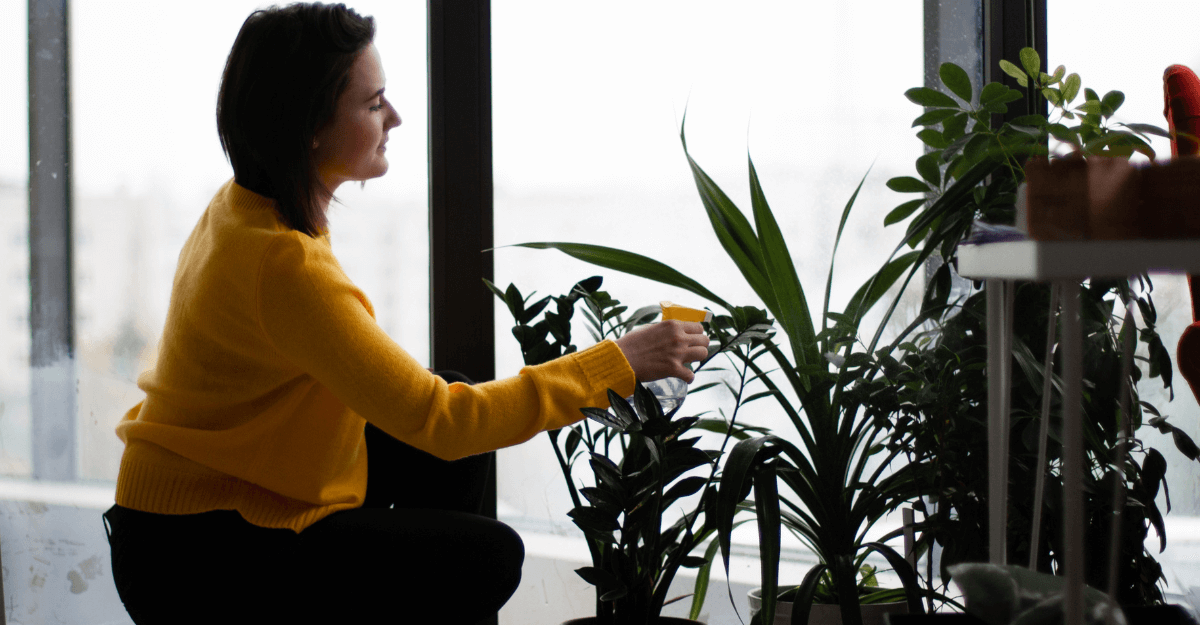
[1164,64,1200,403]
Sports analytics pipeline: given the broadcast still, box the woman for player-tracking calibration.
[101,3,709,624]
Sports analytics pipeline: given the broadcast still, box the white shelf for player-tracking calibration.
[957,239,1200,280]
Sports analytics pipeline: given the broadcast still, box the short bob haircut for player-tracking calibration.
[217,3,375,237]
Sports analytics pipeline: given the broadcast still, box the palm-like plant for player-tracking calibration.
[506,120,938,625]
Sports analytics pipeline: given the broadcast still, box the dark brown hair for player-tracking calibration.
[216,3,375,236]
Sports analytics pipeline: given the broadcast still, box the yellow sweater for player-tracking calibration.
[115,180,636,532]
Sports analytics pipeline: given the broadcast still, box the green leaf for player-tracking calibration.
[575,566,621,590]
[1075,101,1103,116]
[504,283,524,319]
[939,62,973,102]
[1048,123,1077,144]
[916,129,949,149]
[581,406,627,431]
[963,133,992,162]
[884,199,925,226]
[1041,87,1061,106]
[863,543,927,615]
[904,87,960,109]
[1084,87,1100,102]
[998,60,1028,87]
[1019,47,1041,80]
[941,134,971,160]
[507,242,731,311]
[911,108,959,128]
[887,176,932,193]
[1051,64,1066,83]
[979,82,1010,105]
[915,152,942,188]
[843,251,922,328]
[1101,90,1125,117]
[689,537,723,620]
[1061,73,1081,105]
[942,113,969,142]
[680,122,778,315]
[1117,122,1170,139]
[749,155,820,373]
[754,463,781,625]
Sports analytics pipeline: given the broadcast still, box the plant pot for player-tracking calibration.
[1121,604,1198,625]
[881,604,1197,625]
[561,618,704,625]
[883,615,985,625]
[748,588,909,625]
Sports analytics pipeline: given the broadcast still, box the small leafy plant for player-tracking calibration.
[870,46,1198,608]
[488,276,774,624]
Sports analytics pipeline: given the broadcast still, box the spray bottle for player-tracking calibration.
[636,301,712,415]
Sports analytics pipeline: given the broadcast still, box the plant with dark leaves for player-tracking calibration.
[863,47,1197,608]
[489,276,774,624]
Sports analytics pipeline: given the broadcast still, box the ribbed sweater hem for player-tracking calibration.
[115,441,356,533]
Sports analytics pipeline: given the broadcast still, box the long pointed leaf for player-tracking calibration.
[862,542,926,615]
[790,564,829,625]
[506,242,732,311]
[823,166,873,347]
[680,124,777,314]
[755,462,782,625]
[750,155,820,384]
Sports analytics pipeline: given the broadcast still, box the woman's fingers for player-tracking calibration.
[614,320,711,383]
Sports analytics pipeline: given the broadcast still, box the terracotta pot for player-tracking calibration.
[1025,156,1090,240]
[561,618,704,625]
[1086,156,1141,239]
[748,588,909,625]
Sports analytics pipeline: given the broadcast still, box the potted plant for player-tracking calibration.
[856,47,1200,620]
[488,277,774,624]
[501,121,936,625]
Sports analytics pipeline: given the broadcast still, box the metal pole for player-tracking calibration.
[1029,282,1059,570]
[986,279,1007,564]
[1061,281,1084,625]
[1107,300,1135,601]
[28,0,76,482]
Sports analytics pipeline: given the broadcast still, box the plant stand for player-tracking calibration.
[956,239,1200,624]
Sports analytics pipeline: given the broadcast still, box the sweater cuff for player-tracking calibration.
[574,339,637,407]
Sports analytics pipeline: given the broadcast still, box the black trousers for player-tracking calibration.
[103,372,521,625]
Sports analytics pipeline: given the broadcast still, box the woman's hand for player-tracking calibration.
[614,320,710,383]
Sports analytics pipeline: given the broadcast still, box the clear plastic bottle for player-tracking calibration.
[633,301,711,417]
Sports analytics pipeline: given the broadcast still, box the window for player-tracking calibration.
[0,1,30,476]
[490,0,926,594]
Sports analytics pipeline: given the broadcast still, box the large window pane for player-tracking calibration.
[492,1,923,615]
[0,1,30,476]
[1050,0,1200,595]
[72,1,429,481]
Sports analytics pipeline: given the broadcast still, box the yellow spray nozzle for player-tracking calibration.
[660,301,712,323]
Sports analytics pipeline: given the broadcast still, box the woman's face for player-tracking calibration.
[313,43,401,193]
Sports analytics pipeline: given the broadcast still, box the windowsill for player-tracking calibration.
[0,477,116,510]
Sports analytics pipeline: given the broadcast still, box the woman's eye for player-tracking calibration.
[370,103,383,112]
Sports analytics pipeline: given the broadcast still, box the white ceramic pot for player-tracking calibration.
[747,588,908,625]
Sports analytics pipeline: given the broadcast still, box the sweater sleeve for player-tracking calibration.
[255,232,636,460]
